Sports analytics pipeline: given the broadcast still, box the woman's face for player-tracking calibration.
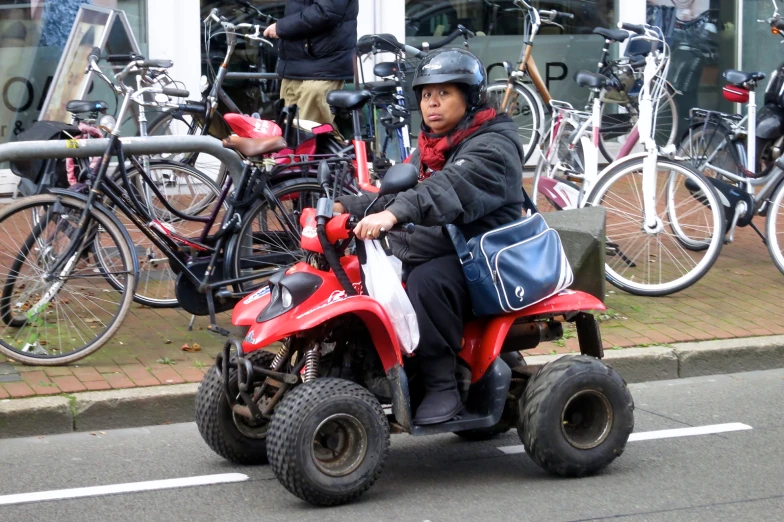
[419,83,467,134]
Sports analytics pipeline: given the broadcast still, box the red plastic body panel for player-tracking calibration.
[299,208,322,254]
[723,85,749,103]
[459,290,606,382]
[326,213,351,242]
[233,259,403,371]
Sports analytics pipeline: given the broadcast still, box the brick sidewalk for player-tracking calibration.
[1,223,782,399]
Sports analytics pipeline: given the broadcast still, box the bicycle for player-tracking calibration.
[530,22,725,296]
[0,50,351,365]
[676,10,784,276]
[489,0,678,165]
[356,26,474,167]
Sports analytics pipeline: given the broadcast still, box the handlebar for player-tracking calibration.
[619,22,646,35]
[414,24,474,51]
[161,87,190,98]
[539,10,574,21]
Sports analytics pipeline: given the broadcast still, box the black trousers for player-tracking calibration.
[405,255,472,392]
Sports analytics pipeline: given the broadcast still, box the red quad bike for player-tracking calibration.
[195,161,635,507]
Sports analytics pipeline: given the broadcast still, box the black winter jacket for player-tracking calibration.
[337,114,524,265]
[275,0,358,81]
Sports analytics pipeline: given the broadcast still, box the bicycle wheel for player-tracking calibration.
[227,178,326,293]
[766,179,784,276]
[101,162,226,308]
[487,81,543,165]
[585,157,725,296]
[0,194,135,365]
[598,88,678,163]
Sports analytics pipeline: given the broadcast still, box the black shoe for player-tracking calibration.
[413,388,462,425]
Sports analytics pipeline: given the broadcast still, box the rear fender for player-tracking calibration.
[461,290,605,381]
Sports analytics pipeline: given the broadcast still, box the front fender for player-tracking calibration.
[46,189,140,277]
[242,294,404,371]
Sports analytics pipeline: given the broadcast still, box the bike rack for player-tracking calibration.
[0,135,245,185]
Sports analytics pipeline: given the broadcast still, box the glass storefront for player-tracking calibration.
[0,0,148,151]
[405,0,616,109]
[742,0,783,96]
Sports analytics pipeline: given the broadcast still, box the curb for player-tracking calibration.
[2,335,784,439]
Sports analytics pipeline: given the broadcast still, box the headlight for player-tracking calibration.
[99,114,116,130]
[281,287,292,308]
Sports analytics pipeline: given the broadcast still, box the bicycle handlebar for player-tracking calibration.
[619,22,646,35]
[414,24,474,51]
[539,10,574,21]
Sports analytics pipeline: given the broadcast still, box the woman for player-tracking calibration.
[335,48,524,425]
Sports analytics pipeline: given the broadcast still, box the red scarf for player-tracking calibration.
[414,108,496,179]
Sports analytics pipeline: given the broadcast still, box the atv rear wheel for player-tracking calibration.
[195,350,276,465]
[517,355,633,477]
[267,378,390,506]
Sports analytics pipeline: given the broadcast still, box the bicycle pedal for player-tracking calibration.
[207,324,232,337]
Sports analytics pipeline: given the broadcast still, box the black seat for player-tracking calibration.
[593,27,629,43]
[66,100,109,114]
[326,90,373,111]
[723,69,766,87]
[574,71,610,90]
[364,80,397,95]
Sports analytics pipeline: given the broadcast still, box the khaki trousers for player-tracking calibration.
[280,79,345,125]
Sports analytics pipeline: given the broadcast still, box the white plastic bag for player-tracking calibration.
[362,239,419,354]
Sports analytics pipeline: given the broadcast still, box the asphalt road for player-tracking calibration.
[1,368,783,522]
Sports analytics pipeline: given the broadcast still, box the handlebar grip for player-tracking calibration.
[555,11,574,20]
[619,22,646,35]
[88,47,103,62]
[140,59,174,69]
[106,53,141,64]
[403,44,424,58]
[179,102,207,113]
[162,87,190,98]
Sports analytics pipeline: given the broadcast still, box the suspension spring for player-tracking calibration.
[304,344,321,383]
[270,340,289,371]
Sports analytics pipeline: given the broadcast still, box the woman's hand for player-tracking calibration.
[354,210,398,240]
[333,202,346,214]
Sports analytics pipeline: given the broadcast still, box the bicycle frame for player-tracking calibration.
[536,24,670,222]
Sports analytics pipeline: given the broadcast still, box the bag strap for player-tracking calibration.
[522,186,538,215]
[445,224,472,264]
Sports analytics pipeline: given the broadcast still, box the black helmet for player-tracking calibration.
[412,48,487,110]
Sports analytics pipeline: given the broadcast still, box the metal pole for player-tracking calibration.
[0,135,245,185]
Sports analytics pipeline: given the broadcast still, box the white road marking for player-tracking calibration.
[0,473,249,507]
[497,422,753,455]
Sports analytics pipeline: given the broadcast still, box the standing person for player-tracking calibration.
[263,0,358,125]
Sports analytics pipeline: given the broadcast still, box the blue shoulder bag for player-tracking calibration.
[446,192,573,317]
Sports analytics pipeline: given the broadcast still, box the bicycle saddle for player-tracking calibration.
[363,80,397,95]
[222,135,287,157]
[723,70,766,87]
[66,100,109,114]
[593,27,629,43]
[327,90,373,111]
[574,71,614,91]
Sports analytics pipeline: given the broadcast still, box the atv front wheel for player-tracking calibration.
[267,378,390,506]
[518,355,633,477]
[195,350,276,465]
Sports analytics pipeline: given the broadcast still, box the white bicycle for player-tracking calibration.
[531,22,725,296]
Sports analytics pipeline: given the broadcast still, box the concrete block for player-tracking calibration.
[675,335,784,378]
[73,383,200,432]
[0,396,73,438]
[523,346,678,383]
[542,206,606,300]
